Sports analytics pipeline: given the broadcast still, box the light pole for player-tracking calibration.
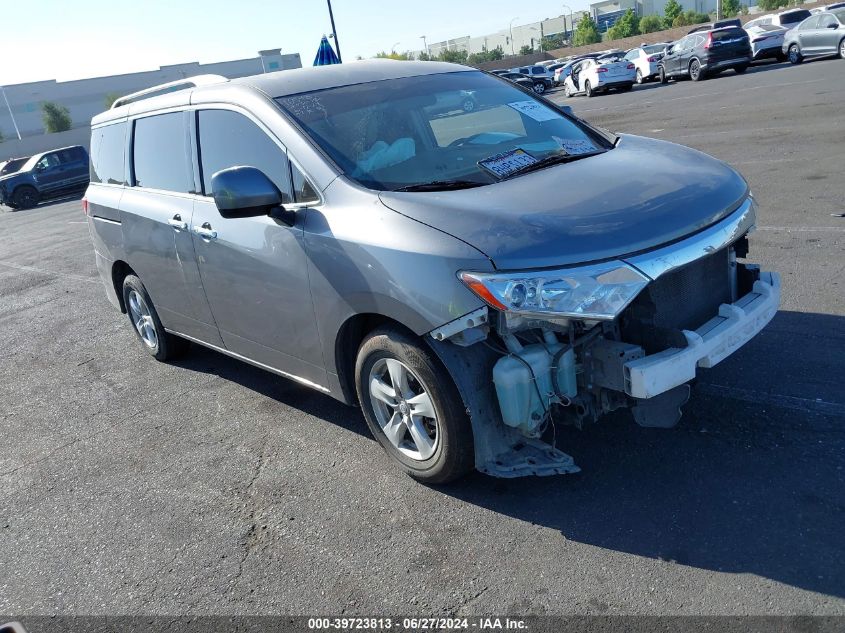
[391,41,400,54]
[326,0,342,62]
[509,17,520,56]
[561,4,573,45]
[420,35,428,58]
[0,86,21,140]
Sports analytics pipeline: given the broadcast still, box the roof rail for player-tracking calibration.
[111,74,229,109]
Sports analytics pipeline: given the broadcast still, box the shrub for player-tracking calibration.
[41,101,72,133]
[664,0,683,29]
[640,15,664,33]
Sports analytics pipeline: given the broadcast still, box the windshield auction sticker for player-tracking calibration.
[507,100,559,122]
[552,136,597,155]
[478,148,538,178]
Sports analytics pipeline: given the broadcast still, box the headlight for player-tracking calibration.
[460,261,649,321]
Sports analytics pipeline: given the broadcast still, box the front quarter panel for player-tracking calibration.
[304,178,492,375]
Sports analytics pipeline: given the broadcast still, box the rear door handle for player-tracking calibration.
[193,222,217,240]
[167,214,188,230]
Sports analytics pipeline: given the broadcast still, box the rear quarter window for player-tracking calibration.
[132,113,192,193]
[90,123,127,185]
[781,10,811,24]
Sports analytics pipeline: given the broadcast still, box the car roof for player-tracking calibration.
[94,60,476,125]
[32,145,85,159]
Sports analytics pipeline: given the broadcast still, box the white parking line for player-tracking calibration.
[0,260,100,283]
[758,226,845,232]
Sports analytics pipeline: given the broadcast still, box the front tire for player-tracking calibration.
[355,327,474,484]
[734,64,748,74]
[788,44,802,65]
[12,186,38,210]
[532,81,546,94]
[839,38,845,60]
[122,275,189,361]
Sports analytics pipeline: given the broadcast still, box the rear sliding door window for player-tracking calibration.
[197,109,293,203]
[132,113,192,193]
[90,123,127,184]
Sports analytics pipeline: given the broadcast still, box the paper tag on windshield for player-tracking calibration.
[552,137,597,155]
[478,148,538,179]
[507,100,558,122]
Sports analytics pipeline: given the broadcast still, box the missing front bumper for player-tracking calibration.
[623,271,780,399]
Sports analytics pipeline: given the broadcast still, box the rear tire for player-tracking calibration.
[584,80,594,97]
[619,83,633,92]
[122,275,189,362]
[839,38,845,60]
[734,64,748,74]
[12,186,38,210]
[635,69,644,84]
[355,327,474,484]
[659,66,668,84]
[788,44,802,65]
[533,82,546,94]
[689,59,704,81]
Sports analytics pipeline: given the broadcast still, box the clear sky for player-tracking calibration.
[0,0,590,86]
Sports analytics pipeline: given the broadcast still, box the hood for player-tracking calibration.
[379,134,748,270]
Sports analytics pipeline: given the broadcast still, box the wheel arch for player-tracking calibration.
[111,260,137,313]
[333,312,419,406]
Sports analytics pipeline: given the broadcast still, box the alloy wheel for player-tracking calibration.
[636,69,643,84]
[368,358,439,461]
[690,59,700,81]
[127,290,158,349]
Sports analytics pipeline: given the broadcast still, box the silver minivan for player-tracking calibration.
[85,61,780,483]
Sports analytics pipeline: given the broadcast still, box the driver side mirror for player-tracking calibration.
[211,166,290,222]
[35,163,46,172]
[827,22,839,28]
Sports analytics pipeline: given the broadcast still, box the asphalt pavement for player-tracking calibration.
[1,58,843,616]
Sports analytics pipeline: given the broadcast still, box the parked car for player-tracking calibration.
[553,59,581,85]
[745,8,813,31]
[624,43,672,83]
[546,63,565,84]
[0,146,89,209]
[85,61,779,483]
[563,56,636,97]
[688,18,742,34]
[659,27,752,82]
[783,8,845,63]
[0,156,29,177]
[508,65,554,93]
[496,71,536,90]
[745,24,788,62]
[430,90,477,114]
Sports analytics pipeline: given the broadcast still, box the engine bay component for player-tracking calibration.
[429,306,489,346]
[586,340,645,393]
[631,384,690,428]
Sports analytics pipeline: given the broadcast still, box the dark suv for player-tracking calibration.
[659,27,752,82]
[0,145,89,209]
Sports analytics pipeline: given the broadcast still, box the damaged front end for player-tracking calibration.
[427,197,781,478]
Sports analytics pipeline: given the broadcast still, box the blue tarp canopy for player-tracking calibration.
[313,36,341,66]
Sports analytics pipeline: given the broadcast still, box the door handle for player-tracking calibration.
[167,214,188,230]
[193,222,217,240]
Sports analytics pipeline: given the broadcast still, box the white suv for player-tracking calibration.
[745,8,812,31]
[624,43,672,84]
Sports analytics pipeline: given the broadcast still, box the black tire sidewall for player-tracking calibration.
[13,186,37,210]
[122,275,172,361]
[355,328,473,484]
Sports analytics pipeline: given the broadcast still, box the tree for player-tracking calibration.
[467,46,504,64]
[572,14,602,46]
[374,51,412,60]
[541,33,567,50]
[607,8,640,40]
[104,92,121,109]
[672,13,689,27]
[639,14,664,33]
[41,101,72,133]
[685,9,711,24]
[663,0,683,29]
[721,0,741,16]
[437,49,469,63]
[417,51,432,61]
[519,44,534,55]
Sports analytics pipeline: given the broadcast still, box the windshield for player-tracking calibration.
[276,71,608,191]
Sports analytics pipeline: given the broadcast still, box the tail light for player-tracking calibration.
[626,63,635,69]
[647,55,659,62]
[81,197,89,215]
[597,67,608,73]
[704,33,713,49]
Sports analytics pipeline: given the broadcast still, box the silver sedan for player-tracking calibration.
[783,8,845,63]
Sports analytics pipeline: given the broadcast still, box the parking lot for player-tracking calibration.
[1,57,844,616]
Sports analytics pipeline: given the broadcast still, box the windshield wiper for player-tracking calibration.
[502,150,604,180]
[393,179,487,192]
